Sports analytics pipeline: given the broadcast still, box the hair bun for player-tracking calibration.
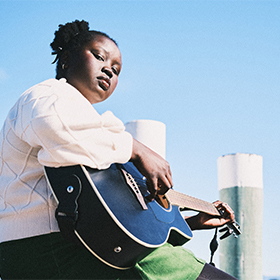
[50,20,90,63]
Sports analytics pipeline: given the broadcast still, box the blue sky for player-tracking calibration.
[1,0,279,277]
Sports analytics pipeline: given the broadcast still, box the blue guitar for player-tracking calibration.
[44,162,238,270]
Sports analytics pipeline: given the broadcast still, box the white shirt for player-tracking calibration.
[0,78,133,242]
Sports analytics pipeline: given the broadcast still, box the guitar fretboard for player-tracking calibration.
[166,189,220,216]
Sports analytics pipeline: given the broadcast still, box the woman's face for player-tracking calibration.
[65,35,122,104]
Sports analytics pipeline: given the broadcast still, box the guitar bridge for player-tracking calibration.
[121,169,148,210]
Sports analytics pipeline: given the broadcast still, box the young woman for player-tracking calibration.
[0,20,237,279]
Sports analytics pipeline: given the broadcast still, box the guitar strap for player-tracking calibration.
[54,174,83,245]
[209,228,218,266]
[55,207,79,244]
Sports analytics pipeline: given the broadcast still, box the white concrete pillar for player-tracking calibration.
[217,153,263,280]
[125,120,166,159]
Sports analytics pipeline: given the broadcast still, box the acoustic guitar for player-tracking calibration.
[44,162,240,270]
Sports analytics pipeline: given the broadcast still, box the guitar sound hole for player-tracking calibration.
[156,195,170,209]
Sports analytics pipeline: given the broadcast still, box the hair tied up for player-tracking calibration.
[51,31,83,64]
[50,20,90,64]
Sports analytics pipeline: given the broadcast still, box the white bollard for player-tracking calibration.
[217,153,263,280]
[125,120,166,159]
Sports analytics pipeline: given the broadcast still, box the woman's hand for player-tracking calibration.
[185,200,235,231]
[130,138,173,200]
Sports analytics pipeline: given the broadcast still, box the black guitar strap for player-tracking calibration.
[55,208,79,244]
[209,228,218,266]
[54,174,82,245]
[209,222,241,266]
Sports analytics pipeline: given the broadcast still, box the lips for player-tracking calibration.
[97,76,111,91]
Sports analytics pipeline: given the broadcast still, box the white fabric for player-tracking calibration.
[0,78,133,242]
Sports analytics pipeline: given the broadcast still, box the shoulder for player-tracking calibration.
[18,78,85,106]
[22,78,96,119]
[7,78,86,120]
[22,78,73,98]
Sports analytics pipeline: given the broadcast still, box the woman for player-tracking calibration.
[0,20,237,279]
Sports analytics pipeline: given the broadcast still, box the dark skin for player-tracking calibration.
[186,201,235,230]
[62,35,235,231]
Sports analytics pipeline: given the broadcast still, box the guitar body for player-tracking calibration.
[44,162,192,269]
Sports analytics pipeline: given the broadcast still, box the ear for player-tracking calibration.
[61,51,70,69]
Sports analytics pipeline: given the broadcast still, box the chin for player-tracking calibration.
[91,95,111,104]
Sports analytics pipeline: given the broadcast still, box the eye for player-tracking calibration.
[92,52,104,61]
[112,66,120,76]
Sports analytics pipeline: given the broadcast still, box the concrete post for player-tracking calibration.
[217,153,263,280]
[125,119,166,159]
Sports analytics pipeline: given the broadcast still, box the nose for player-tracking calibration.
[102,66,113,79]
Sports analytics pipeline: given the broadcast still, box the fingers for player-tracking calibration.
[213,200,235,223]
[130,139,173,200]
[157,174,173,195]
[166,168,173,187]
[146,177,158,201]
[146,171,173,200]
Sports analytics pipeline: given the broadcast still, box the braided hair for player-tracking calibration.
[50,20,117,78]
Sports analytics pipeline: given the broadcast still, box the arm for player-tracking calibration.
[130,138,173,200]
[185,200,235,231]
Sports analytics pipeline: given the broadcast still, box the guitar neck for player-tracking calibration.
[165,189,220,216]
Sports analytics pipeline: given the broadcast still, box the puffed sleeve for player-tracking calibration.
[9,79,133,169]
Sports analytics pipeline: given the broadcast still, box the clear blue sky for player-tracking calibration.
[1,0,279,277]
